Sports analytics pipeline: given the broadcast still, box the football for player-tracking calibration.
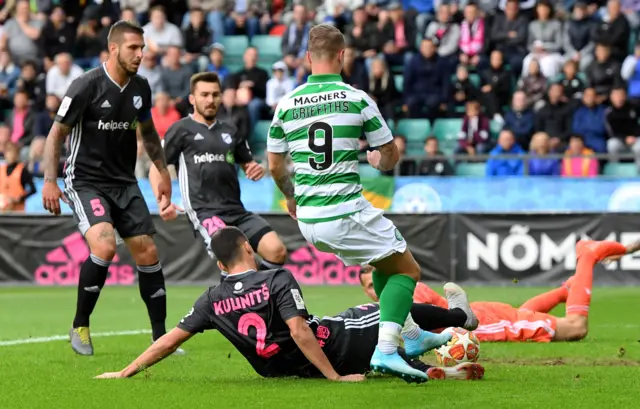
[434,327,480,367]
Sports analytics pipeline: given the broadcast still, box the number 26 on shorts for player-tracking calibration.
[90,198,105,217]
[202,216,226,236]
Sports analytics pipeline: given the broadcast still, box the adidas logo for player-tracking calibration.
[150,288,166,298]
[101,100,111,108]
[284,245,360,286]
[84,286,101,293]
[34,232,135,286]
[194,133,204,140]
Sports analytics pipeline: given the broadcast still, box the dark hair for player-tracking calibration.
[570,134,585,142]
[190,72,221,93]
[21,60,37,70]
[210,227,249,267]
[107,20,144,44]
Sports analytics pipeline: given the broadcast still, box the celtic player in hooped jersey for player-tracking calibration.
[267,24,454,384]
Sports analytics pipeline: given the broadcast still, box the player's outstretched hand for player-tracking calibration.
[335,374,366,382]
[156,169,173,210]
[285,197,297,220]
[42,180,69,216]
[366,150,382,170]
[244,162,265,181]
[95,371,125,379]
[160,203,184,221]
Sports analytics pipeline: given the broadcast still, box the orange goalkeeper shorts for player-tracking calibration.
[471,302,557,343]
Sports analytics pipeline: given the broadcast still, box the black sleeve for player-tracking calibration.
[19,166,36,202]
[54,75,91,128]
[271,269,309,322]
[138,77,153,123]
[234,130,254,164]
[177,290,216,334]
[162,122,183,166]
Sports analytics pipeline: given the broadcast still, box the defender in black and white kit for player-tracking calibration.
[150,72,288,276]
[41,21,177,357]
[96,227,485,382]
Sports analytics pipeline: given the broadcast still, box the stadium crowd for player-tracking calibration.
[1,0,640,199]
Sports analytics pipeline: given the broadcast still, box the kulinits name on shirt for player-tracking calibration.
[291,91,349,120]
[213,283,271,316]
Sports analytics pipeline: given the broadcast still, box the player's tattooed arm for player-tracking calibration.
[268,152,295,199]
[375,140,400,171]
[42,122,72,182]
[119,328,194,378]
[138,119,168,172]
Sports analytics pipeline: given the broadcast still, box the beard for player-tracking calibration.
[196,104,217,121]
[117,52,138,76]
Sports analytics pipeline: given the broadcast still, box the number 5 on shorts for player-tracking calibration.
[90,198,105,217]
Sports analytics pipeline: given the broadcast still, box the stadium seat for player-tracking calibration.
[253,120,271,143]
[433,118,462,155]
[359,163,381,178]
[251,143,266,159]
[395,119,431,153]
[490,120,503,139]
[219,36,249,64]
[251,35,281,57]
[394,75,403,92]
[455,162,486,176]
[603,163,639,177]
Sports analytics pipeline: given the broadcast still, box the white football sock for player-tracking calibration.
[377,321,402,354]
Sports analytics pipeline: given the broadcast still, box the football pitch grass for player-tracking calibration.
[1,285,639,409]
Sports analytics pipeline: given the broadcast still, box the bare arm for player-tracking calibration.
[119,328,194,378]
[138,119,168,172]
[376,140,400,171]
[19,20,41,40]
[286,316,340,381]
[0,31,7,51]
[42,122,71,182]
[268,152,294,199]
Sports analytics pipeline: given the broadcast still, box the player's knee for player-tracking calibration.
[134,241,159,266]
[269,243,287,264]
[405,257,421,281]
[91,242,117,261]
[566,317,588,341]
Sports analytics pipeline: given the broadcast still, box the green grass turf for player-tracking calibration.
[1,285,639,408]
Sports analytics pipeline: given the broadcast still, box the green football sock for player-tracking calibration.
[372,269,389,299]
[379,274,417,325]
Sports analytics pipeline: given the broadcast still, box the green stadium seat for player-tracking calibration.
[456,162,486,176]
[433,118,462,156]
[359,164,381,178]
[394,75,403,92]
[603,163,639,177]
[629,30,638,55]
[219,36,249,57]
[251,143,266,159]
[490,120,503,139]
[395,119,431,153]
[253,120,271,143]
[251,35,282,57]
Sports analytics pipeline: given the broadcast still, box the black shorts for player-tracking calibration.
[313,303,380,375]
[64,182,155,240]
[196,210,273,253]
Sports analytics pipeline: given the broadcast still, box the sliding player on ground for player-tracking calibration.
[266,24,462,384]
[360,240,626,342]
[96,227,484,382]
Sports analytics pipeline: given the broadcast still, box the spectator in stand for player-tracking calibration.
[345,6,378,67]
[366,57,401,121]
[586,43,623,103]
[448,65,478,117]
[0,141,36,212]
[480,50,512,121]
[528,132,561,176]
[559,60,586,107]
[39,6,76,70]
[323,0,360,31]
[522,0,563,78]
[224,0,264,38]
[592,0,630,63]
[74,18,104,70]
[266,61,294,112]
[381,2,417,67]
[621,41,640,104]
[563,2,595,71]
[490,0,528,76]
[294,55,312,87]
[120,1,150,25]
[425,4,460,71]
[15,60,45,110]
[230,47,269,127]
[517,58,548,110]
[160,46,193,105]
[418,136,454,176]
[0,50,19,95]
[31,94,60,173]
[504,90,536,149]
[183,7,213,72]
[605,87,640,163]
[403,38,446,119]
[45,52,83,100]
[535,83,574,151]
[206,43,230,85]
[404,0,435,34]
[0,126,8,158]
[138,51,163,99]
[341,46,367,89]
[6,90,34,149]
[561,134,599,177]
[459,2,485,70]
[0,0,44,67]
[151,92,182,139]
[486,129,525,176]
[572,87,607,153]
[383,135,416,176]
[184,1,226,43]
[219,88,251,143]
[455,100,491,157]
[281,4,311,72]
[143,6,183,56]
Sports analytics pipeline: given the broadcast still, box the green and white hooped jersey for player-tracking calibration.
[267,74,393,223]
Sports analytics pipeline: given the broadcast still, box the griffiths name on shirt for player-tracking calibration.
[290,91,349,120]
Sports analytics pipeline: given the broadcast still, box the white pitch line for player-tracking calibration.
[0,329,151,347]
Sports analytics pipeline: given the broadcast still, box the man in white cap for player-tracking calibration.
[266,61,295,112]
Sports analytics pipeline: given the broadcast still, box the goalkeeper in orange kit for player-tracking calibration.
[360,240,626,343]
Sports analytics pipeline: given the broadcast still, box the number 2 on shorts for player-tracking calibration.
[238,313,280,358]
[90,198,105,217]
[202,216,226,236]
